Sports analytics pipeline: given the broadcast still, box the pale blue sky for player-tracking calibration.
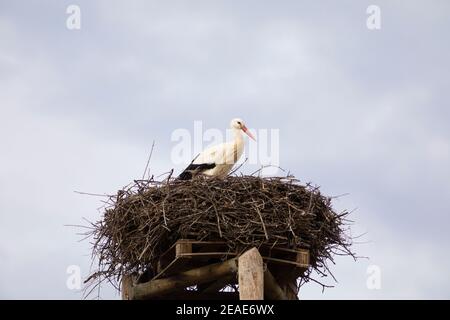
[1,0,449,299]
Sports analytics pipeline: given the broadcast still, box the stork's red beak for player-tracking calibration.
[242,125,256,141]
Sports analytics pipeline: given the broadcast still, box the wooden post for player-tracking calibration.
[263,268,287,300]
[238,247,264,300]
[121,275,133,300]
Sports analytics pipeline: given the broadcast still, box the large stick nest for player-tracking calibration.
[85,174,354,292]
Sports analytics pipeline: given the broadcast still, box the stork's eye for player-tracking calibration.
[237,121,241,125]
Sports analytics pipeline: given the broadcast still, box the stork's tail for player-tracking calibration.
[177,163,216,180]
[178,170,193,180]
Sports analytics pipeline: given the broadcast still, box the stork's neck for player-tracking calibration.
[232,127,244,145]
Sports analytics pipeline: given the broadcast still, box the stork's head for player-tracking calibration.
[230,118,256,141]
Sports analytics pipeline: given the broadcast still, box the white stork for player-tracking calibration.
[178,118,256,180]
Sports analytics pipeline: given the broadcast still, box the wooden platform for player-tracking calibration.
[122,239,310,300]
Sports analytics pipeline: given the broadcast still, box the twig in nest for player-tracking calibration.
[142,140,155,180]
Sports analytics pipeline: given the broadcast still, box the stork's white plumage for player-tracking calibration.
[178,118,256,180]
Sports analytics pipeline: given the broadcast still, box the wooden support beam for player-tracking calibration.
[121,275,133,300]
[296,250,310,267]
[153,257,191,280]
[283,281,299,300]
[263,268,287,300]
[175,240,193,258]
[238,247,264,300]
[131,258,238,300]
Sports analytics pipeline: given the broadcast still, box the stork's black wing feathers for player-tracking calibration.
[178,162,216,180]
